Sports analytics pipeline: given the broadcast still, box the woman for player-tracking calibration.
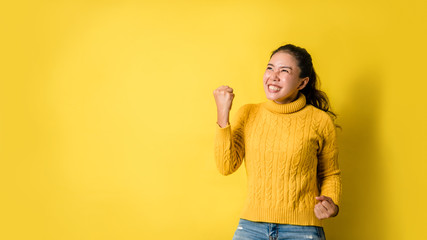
[213,44,342,240]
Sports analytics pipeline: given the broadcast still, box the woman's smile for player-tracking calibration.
[268,84,282,93]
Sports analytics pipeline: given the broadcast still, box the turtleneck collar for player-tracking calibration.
[262,92,307,114]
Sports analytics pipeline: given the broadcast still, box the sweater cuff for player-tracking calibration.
[321,190,341,208]
[216,122,231,141]
[216,122,230,129]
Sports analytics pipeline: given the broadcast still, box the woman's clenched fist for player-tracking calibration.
[314,195,339,220]
[213,85,235,112]
[213,85,235,128]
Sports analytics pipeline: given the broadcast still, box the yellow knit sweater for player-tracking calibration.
[214,93,342,227]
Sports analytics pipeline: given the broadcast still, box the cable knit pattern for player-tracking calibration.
[214,93,342,227]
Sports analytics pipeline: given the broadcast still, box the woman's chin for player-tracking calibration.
[265,93,280,101]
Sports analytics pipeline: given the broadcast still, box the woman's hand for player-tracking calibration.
[213,85,235,128]
[314,195,339,220]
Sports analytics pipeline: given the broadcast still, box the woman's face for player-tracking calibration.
[263,51,309,104]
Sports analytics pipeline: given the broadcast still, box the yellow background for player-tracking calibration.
[1,0,426,239]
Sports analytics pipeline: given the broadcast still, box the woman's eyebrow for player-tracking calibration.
[267,63,292,70]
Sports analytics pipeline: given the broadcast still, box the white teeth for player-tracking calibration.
[269,85,281,91]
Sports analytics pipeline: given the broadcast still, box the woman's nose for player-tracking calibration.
[270,71,280,81]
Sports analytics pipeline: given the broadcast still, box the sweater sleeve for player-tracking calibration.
[214,104,250,176]
[317,114,342,207]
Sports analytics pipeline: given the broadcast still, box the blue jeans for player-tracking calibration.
[232,218,326,240]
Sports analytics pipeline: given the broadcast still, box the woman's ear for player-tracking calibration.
[298,77,309,90]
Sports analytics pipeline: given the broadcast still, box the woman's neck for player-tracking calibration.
[262,92,306,114]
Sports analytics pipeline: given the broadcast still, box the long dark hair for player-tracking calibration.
[270,44,340,128]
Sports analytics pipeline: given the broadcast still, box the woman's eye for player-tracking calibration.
[267,67,273,70]
[281,69,288,73]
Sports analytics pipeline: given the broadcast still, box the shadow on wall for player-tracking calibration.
[323,71,387,240]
